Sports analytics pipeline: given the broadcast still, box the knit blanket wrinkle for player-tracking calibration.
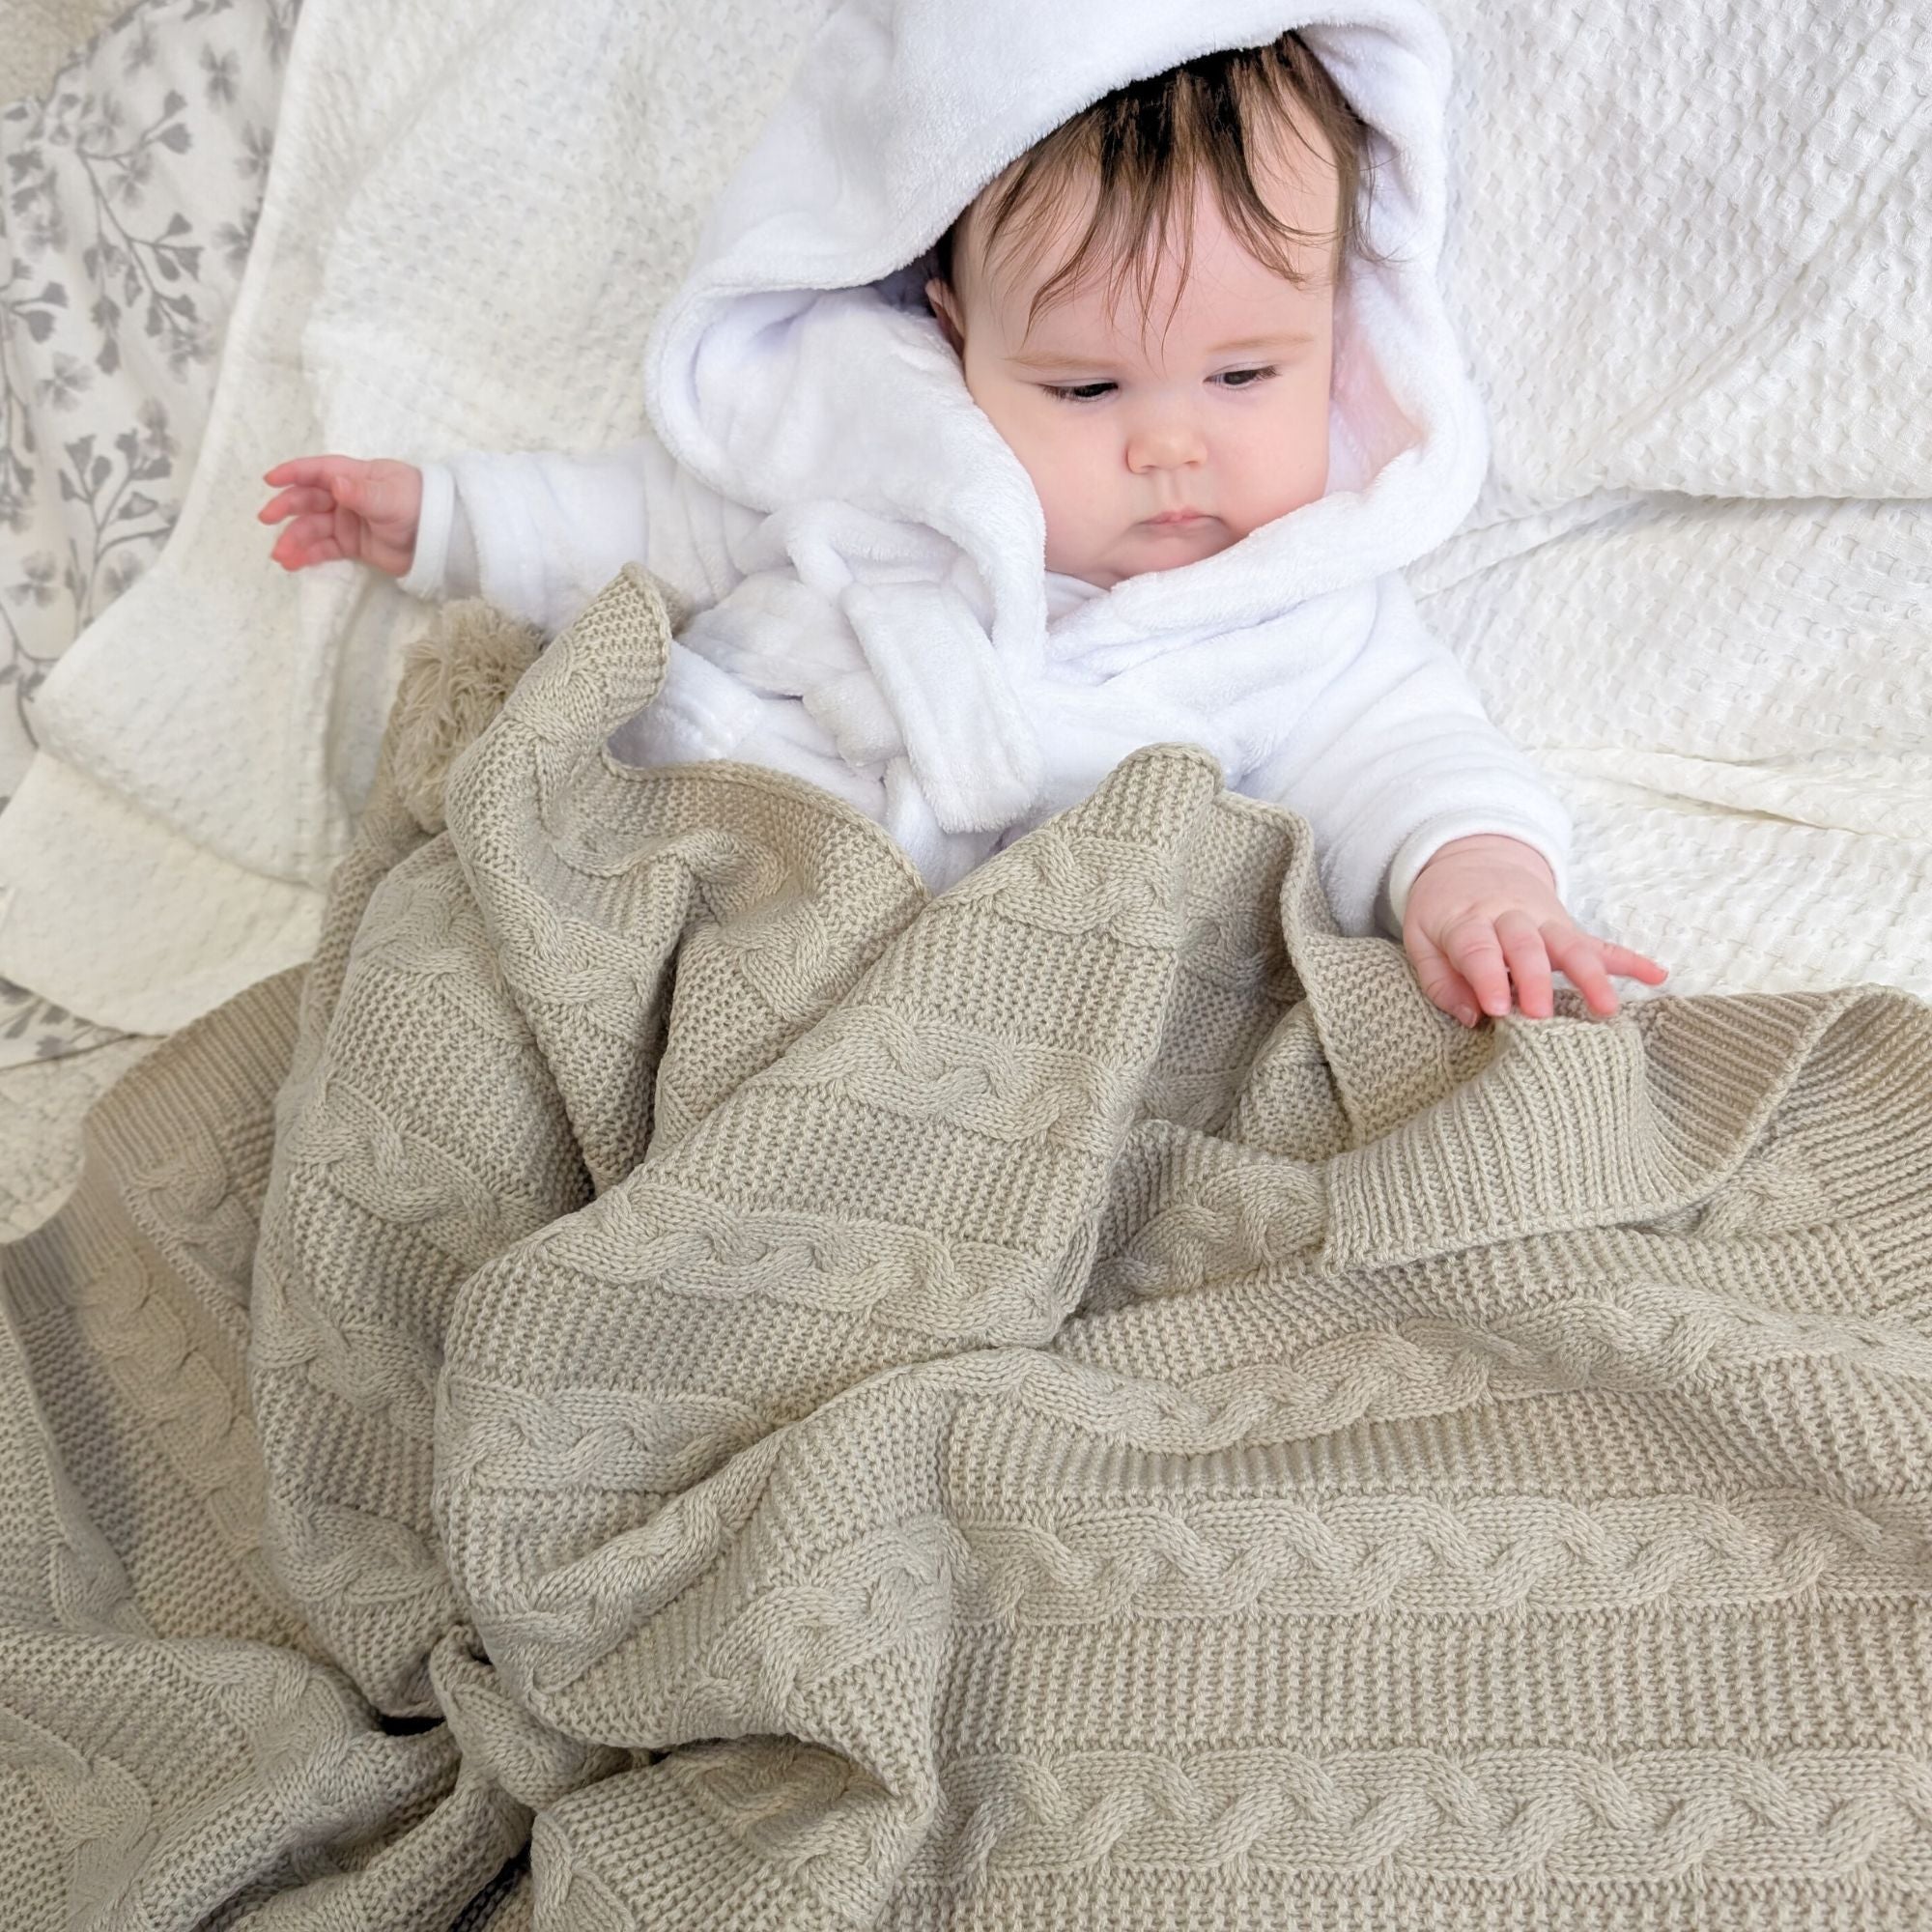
[3,561,1930,1929]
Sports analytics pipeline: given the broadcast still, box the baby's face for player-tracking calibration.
[928,145,1339,588]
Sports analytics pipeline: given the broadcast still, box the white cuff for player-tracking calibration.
[397,460,456,601]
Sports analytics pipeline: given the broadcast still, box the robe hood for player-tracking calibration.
[642,0,1486,609]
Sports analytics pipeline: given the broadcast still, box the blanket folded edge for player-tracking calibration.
[0,750,323,1035]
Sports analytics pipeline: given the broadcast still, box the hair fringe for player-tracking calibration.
[933,33,1392,344]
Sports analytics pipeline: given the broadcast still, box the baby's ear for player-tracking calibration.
[924,276,965,354]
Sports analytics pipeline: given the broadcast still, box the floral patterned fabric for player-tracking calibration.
[0,0,298,1062]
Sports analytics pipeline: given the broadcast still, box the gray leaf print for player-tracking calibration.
[236,121,272,179]
[123,21,161,76]
[202,47,241,106]
[36,352,95,410]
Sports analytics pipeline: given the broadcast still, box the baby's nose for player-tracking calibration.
[1125,412,1207,471]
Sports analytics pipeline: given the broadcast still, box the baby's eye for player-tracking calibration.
[1214,365,1279,390]
[1042,381,1117,403]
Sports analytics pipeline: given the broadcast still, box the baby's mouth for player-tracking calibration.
[1141,509,1214,529]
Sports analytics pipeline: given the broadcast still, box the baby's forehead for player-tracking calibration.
[960,126,1344,307]
[973,184,1337,359]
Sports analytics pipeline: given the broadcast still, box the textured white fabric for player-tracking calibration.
[0,0,1923,1028]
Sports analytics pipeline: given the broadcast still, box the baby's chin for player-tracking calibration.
[1053,515,1242,588]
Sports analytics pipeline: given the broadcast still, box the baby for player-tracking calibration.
[258,14,1664,1028]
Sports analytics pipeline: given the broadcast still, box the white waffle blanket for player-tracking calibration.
[0,0,1923,1032]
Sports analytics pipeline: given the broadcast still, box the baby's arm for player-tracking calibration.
[407,442,671,636]
[1238,572,1665,1022]
[261,438,689,638]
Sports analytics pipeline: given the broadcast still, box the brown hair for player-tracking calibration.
[931,32,1384,343]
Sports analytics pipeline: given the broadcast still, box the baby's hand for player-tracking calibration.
[1404,833,1667,1026]
[258,454,423,577]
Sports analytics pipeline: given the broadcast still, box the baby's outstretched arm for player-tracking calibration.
[1404,833,1667,1026]
[258,455,423,577]
[260,439,697,637]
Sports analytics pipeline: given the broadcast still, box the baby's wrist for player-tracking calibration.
[1425,832,1555,887]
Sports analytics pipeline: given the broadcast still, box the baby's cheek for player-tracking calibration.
[1018,424,1103,542]
[1248,414,1329,527]
[1039,475,1104,574]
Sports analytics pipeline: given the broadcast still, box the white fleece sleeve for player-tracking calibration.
[396,459,476,602]
[1236,572,1572,940]
[391,433,708,637]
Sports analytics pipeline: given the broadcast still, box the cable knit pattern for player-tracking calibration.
[3,561,1931,1928]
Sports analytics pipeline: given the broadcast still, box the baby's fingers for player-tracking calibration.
[1545,926,1620,1016]
[264,455,398,521]
[263,455,355,490]
[1597,942,1669,985]
[258,485,336,525]
[1497,911,1553,1019]
[1441,916,1513,1019]
[270,514,348,570]
[1404,922,1482,1028]
[1545,931,1671,1018]
[263,453,380,485]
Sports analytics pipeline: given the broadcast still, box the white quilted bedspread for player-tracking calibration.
[0,0,1924,1030]
[1419,0,1931,1000]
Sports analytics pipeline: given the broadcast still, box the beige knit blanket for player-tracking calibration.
[5,564,1930,1930]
